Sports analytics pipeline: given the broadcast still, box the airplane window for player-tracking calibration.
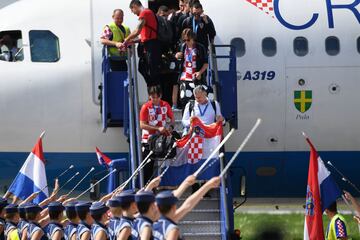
[357,37,360,54]
[262,37,276,57]
[293,37,308,57]
[29,30,60,62]
[0,30,24,62]
[231,38,246,57]
[325,36,340,56]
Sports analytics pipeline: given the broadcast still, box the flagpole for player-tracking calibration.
[194,128,235,177]
[39,131,46,139]
[219,119,262,178]
[327,161,360,195]
[55,172,79,194]
[67,167,95,196]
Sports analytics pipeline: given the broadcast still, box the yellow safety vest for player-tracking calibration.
[106,22,130,58]
[326,214,348,240]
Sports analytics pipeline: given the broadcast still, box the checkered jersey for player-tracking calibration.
[187,136,203,164]
[140,100,174,143]
[246,0,275,18]
[180,47,197,81]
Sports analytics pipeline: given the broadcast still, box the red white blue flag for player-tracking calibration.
[161,117,223,186]
[96,147,112,167]
[8,137,49,204]
[304,137,341,240]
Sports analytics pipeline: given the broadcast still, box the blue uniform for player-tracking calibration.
[0,217,5,240]
[91,222,108,240]
[115,217,138,240]
[64,223,77,240]
[107,217,120,240]
[46,222,64,240]
[133,216,153,240]
[27,222,48,240]
[153,217,182,240]
[18,220,29,239]
[4,222,18,240]
[76,222,90,240]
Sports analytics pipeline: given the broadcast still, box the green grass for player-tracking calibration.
[234,213,360,240]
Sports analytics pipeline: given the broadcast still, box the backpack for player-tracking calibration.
[148,134,176,158]
[151,15,174,45]
[188,99,218,122]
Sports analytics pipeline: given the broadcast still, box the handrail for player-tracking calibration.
[219,153,230,240]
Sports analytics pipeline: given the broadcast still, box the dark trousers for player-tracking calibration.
[142,143,155,185]
[138,40,161,87]
[110,59,128,72]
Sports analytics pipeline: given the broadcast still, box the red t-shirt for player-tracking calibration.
[140,100,174,143]
[139,8,157,42]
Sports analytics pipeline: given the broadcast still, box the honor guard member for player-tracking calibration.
[74,202,92,240]
[64,202,78,240]
[325,201,349,240]
[0,198,9,240]
[107,197,122,240]
[25,203,47,240]
[90,202,109,240]
[134,191,158,240]
[46,202,65,240]
[116,190,139,240]
[153,177,220,240]
[18,204,30,240]
[4,204,19,240]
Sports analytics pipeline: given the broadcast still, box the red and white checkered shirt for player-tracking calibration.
[180,47,197,81]
[101,26,113,40]
[140,100,174,143]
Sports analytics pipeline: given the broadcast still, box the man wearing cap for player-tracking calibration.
[64,202,78,240]
[46,202,65,240]
[134,191,158,240]
[116,190,139,240]
[17,204,29,240]
[4,204,19,240]
[107,197,121,240]
[90,202,109,240]
[153,176,220,240]
[25,203,47,240]
[74,202,92,240]
[0,198,9,240]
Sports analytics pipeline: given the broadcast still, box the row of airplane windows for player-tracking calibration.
[231,36,360,57]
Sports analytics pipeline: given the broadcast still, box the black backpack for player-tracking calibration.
[156,15,174,45]
[188,99,218,122]
[148,134,176,158]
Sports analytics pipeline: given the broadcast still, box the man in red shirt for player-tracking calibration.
[122,0,161,87]
[140,85,175,183]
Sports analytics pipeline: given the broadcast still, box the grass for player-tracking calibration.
[234,213,360,240]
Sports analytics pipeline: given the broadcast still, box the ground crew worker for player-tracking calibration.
[46,202,65,240]
[107,197,122,240]
[100,9,131,71]
[4,204,19,240]
[18,204,30,240]
[153,176,220,240]
[75,202,92,240]
[116,190,139,240]
[64,202,78,240]
[25,203,47,240]
[325,201,349,240]
[90,202,109,240]
[134,191,158,240]
[0,198,9,240]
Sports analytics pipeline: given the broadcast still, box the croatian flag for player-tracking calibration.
[161,117,223,186]
[304,137,341,240]
[8,137,49,204]
[96,147,112,167]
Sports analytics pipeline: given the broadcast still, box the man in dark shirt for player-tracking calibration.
[182,2,216,51]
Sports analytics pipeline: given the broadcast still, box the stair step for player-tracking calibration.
[182,232,222,240]
[179,220,221,233]
[182,209,220,221]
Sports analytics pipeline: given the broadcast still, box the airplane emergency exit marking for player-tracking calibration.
[245,0,360,30]
[294,90,312,113]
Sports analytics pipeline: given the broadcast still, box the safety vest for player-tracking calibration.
[107,22,130,59]
[326,213,348,240]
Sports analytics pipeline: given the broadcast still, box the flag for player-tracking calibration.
[161,117,223,186]
[304,137,342,240]
[8,137,49,204]
[96,147,112,167]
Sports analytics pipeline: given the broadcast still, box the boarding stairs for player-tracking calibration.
[100,44,238,239]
